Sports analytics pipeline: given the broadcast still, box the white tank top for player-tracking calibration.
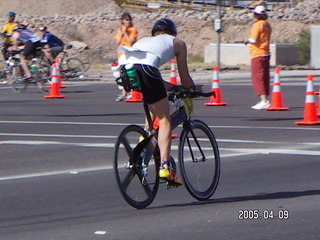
[118,34,176,68]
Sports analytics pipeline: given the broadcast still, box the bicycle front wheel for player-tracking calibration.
[11,67,27,93]
[178,120,220,201]
[114,125,160,209]
[0,61,8,84]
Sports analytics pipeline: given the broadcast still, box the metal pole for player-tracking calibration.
[216,1,221,69]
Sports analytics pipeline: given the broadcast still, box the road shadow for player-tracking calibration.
[154,189,320,209]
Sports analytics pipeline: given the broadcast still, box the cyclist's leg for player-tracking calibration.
[50,46,64,62]
[149,97,171,167]
[21,42,34,78]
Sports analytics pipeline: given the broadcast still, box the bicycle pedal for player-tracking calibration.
[165,180,182,189]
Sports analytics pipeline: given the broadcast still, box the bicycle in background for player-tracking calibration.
[114,85,221,209]
[10,48,51,93]
[56,44,91,81]
[0,50,21,85]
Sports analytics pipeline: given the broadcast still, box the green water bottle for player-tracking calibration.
[30,64,37,74]
[125,63,140,89]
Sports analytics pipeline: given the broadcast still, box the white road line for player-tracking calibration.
[0,136,319,147]
[0,120,134,126]
[1,140,320,156]
[0,133,117,139]
[0,120,319,131]
[1,147,319,181]
[0,140,115,147]
[219,148,320,156]
[0,166,112,181]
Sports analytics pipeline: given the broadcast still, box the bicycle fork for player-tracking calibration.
[184,122,207,163]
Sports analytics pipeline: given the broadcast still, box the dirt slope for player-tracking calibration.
[0,1,309,65]
[0,0,114,16]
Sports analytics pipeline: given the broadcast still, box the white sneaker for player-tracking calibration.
[251,101,270,110]
[115,95,126,102]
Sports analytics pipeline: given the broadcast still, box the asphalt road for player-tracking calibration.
[0,72,319,240]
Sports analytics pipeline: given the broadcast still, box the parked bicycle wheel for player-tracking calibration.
[178,119,220,201]
[114,125,160,209]
[60,57,86,80]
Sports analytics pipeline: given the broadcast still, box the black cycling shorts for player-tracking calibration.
[23,41,41,57]
[134,64,167,104]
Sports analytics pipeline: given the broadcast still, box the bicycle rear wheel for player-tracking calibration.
[114,125,160,209]
[61,57,85,80]
[178,119,220,201]
[37,63,52,91]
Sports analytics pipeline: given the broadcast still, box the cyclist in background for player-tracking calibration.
[118,18,196,184]
[1,11,18,60]
[38,25,64,64]
[9,24,46,92]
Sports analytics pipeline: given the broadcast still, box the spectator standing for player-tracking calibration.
[1,11,18,60]
[114,12,138,101]
[245,5,272,110]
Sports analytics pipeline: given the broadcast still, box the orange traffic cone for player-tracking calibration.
[152,117,178,139]
[44,62,65,99]
[204,66,227,106]
[169,59,177,85]
[316,87,320,117]
[55,58,66,88]
[124,90,142,102]
[265,67,289,111]
[295,74,320,125]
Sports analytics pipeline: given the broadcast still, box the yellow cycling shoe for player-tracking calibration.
[139,136,145,143]
[159,168,182,185]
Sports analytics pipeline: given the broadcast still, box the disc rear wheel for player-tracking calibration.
[114,125,160,209]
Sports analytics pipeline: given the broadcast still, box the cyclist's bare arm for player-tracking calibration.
[173,38,195,89]
[9,32,20,51]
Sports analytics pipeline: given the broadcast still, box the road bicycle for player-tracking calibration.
[0,50,21,85]
[38,44,91,81]
[0,48,51,93]
[11,56,51,93]
[114,86,221,209]
[56,45,91,81]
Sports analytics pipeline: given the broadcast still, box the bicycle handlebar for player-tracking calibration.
[168,86,215,101]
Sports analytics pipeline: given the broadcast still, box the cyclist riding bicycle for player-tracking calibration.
[38,25,64,64]
[9,24,46,92]
[1,11,18,60]
[118,18,196,185]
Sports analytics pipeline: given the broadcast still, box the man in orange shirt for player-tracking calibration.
[114,12,138,101]
[245,5,272,110]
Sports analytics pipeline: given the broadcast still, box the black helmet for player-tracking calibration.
[151,18,177,36]
[7,11,16,17]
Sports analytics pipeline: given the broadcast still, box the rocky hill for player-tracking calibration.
[0,0,318,65]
